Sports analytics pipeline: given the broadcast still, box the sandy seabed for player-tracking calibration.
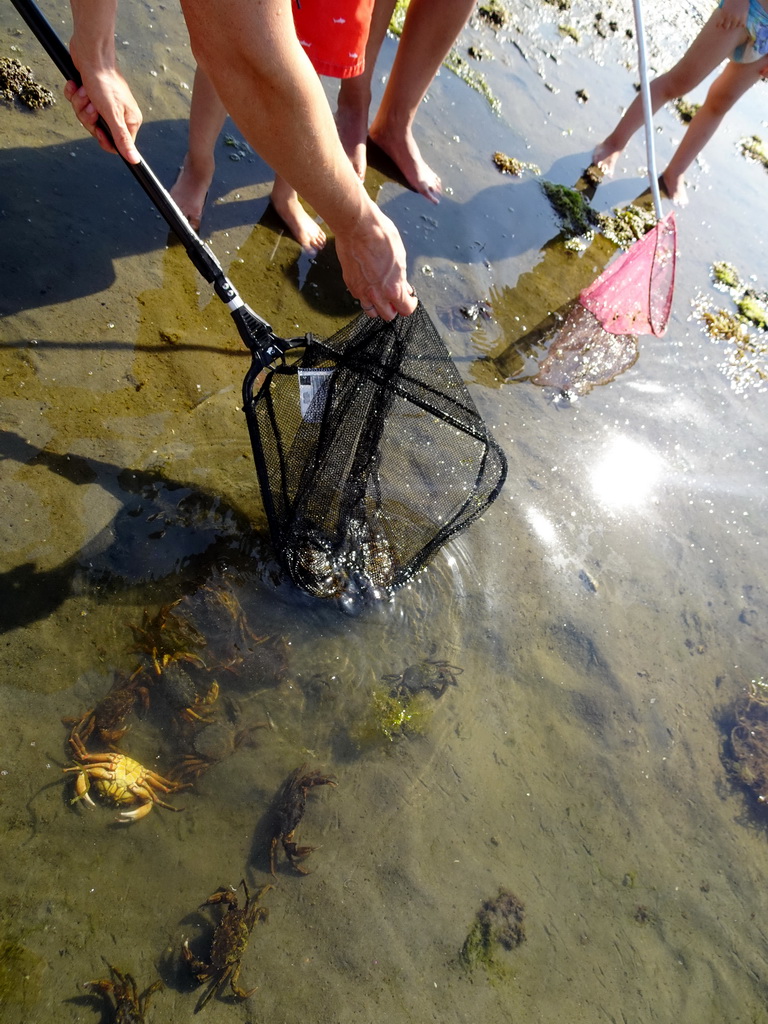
[2,1,768,1022]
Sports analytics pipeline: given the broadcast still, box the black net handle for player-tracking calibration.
[11,0,294,367]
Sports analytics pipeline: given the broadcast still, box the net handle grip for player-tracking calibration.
[10,0,248,307]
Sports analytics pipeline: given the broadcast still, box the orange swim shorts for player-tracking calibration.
[292,0,375,79]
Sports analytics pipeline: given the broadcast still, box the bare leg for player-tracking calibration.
[336,0,396,178]
[170,66,227,230]
[661,55,768,204]
[593,10,750,175]
[369,0,475,202]
[338,0,475,201]
[269,175,327,253]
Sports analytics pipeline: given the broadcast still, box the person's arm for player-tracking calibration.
[67,0,141,162]
[181,0,416,320]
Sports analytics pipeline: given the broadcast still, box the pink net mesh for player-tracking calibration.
[579,211,677,337]
[532,303,639,397]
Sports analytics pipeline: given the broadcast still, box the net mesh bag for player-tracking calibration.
[579,211,677,337]
[244,302,507,602]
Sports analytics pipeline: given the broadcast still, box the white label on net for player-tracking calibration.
[299,368,335,422]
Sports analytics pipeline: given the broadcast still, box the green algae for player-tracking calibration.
[443,50,501,114]
[558,24,580,42]
[540,181,598,239]
[738,294,768,330]
[460,890,526,976]
[0,940,44,1008]
[712,261,741,290]
[354,688,432,745]
[672,97,699,123]
[739,134,768,169]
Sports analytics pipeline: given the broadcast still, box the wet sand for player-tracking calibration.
[2,0,768,1021]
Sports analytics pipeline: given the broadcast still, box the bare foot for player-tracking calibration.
[270,178,327,254]
[659,171,688,207]
[592,139,620,177]
[368,121,441,204]
[170,155,214,231]
[335,87,370,180]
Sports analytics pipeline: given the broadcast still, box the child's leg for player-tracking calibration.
[270,175,327,254]
[367,0,475,203]
[336,0,396,179]
[593,9,750,174]
[171,66,228,230]
[661,55,768,202]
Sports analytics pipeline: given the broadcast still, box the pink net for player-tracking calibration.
[532,303,639,397]
[579,211,677,337]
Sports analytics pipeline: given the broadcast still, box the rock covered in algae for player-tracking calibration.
[0,57,54,109]
[596,203,656,248]
[493,151,540,177]
[541,180,599,240]
[725,680,768,804]
[460,890,526,973]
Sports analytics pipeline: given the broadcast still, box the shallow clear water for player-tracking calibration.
[2,0,768,1021]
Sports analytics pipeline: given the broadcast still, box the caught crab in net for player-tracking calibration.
[284,510,395,612]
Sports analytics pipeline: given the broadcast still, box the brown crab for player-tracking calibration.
[84,962,162,1023]
[129,600,207,675]
[64,673,149,749]
[269,765,337,876]
[183,880,271,1010]
[383,659,463,699]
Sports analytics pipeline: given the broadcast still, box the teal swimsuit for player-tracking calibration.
[720,0,768,62]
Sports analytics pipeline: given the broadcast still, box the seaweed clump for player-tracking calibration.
[477,0,509,29]
[354,687,432,745]
[0,56,54,109]
[712,261,741,290]
[460,890,526,973]
[596,203,656,248]
[724,680,768,804]
[540,180,598,240]
[493,151,540,177]
[739,134,768,170]
[737,293,768,330]
[672,97,700,123]
[443,50,501,114]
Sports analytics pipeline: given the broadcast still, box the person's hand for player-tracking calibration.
[334,198,418,321]
[64,60,142,164]
[715,0,748,31]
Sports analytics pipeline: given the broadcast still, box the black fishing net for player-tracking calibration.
[243,302,507,604]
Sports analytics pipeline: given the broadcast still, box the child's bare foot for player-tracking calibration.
[368,121,441,204]
[659,171,688,207]
[270,178,327,254]
[592,140,620,176]
[335,90,370,180]
[170,155,214,232]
